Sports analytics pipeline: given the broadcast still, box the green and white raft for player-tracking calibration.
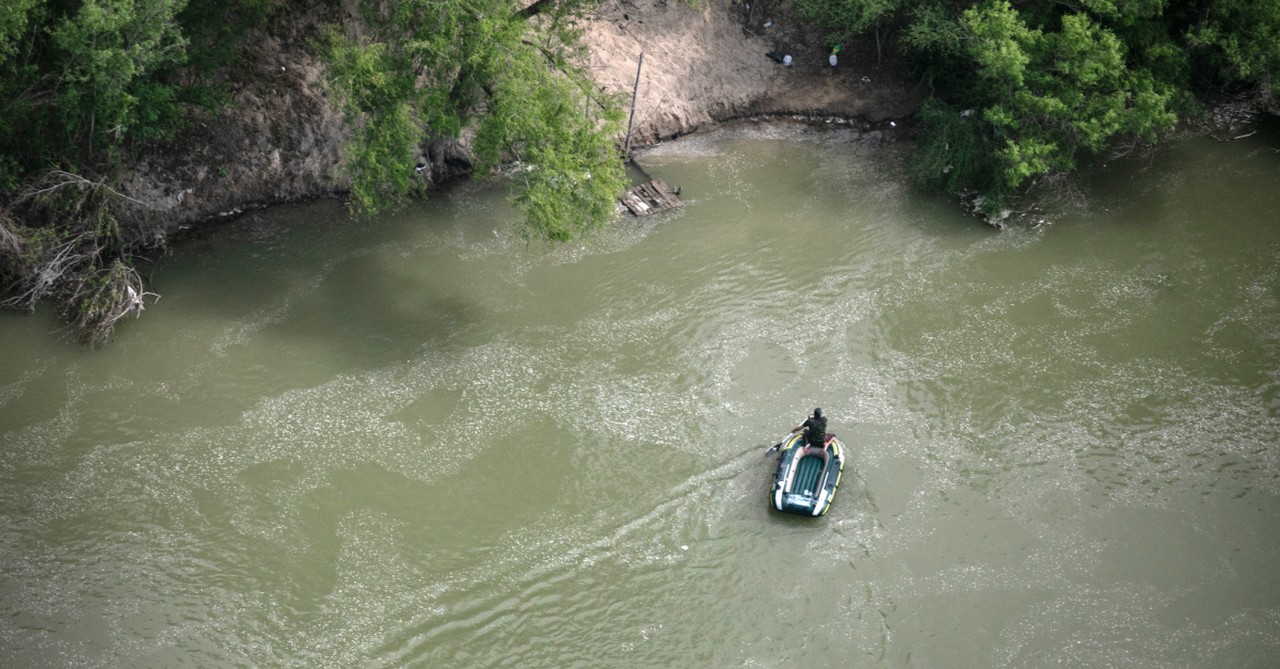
[770,432,845,517]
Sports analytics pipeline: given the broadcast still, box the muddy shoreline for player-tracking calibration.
[117,0,924,236]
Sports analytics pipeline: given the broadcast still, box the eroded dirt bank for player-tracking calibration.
[120,0,925,233]
[581,1,923,146]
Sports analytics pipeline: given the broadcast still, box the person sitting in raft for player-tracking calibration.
[791,407,828,452]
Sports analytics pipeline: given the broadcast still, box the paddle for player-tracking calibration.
[763,433,794,458]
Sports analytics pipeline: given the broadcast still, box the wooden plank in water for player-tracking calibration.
[638,179,676,208]
[620,178,680,216]
[619,190,651,216]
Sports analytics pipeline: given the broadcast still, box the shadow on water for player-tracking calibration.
[154,196,502,372]
[262,250,485,369]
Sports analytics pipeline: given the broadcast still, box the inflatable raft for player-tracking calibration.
[770,432,844,517]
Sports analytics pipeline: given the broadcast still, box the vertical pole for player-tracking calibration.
[624,52,644,156]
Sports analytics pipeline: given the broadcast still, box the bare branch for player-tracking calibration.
[67,260,159,346]
[1,231,94,311]
[15,170,151,208]
[0,213,22,255]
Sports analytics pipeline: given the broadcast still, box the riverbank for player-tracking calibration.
[121,0,926,235]
[579,1,924,147]
[3,0,931,345]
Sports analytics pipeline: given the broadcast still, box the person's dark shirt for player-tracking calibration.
[802,415,827,446]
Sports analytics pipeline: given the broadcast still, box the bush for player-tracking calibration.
[907,99,999,204]
[327,0,626,240]
[793,0,1279,216]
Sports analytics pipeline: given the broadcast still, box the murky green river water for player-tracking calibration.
[2,122,1279,667]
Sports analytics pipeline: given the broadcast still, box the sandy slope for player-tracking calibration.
[579,0,924,146]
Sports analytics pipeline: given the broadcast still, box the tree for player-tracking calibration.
[0,0,190,184]
[0,0,43,189]
[50,0,190,156]
[790,0,1280,217]
[327,0,626,240]
[0,0,40,61]
[1186,0,1280,90]
[963,2,1178,201]
[1,0,205,345]
[791,0,905,61]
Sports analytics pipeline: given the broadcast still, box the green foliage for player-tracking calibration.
[907,99,999,203]
[324,1,467,219]
[0,2,47,174]
[178,0,271,72]
[792,0,1278,215]
[1186,0,1280,86]
[963,2,1178,198]
[327,0,626,240]
[791,0,904,45]
[899,3,965,61]
[0,0,41,61]
[0,0,191,178]
[50,0,190,154]
[0,0,267,186]
[477,51,626,240]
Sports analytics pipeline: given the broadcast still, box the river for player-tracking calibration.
[2,122,1278,667]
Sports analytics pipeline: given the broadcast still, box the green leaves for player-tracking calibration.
[0,0,191,178]
[907,98,997,201]
[790,0,1274,216]
[792,0,904,45]
[965,0,1036,90]
[327,0,625,240]
[0,0,40,62]
[961,1,1178,200]
[1186,0,1280,85]
[50,0,189,152]
[1,0,272,343]
[908,1,1181,211]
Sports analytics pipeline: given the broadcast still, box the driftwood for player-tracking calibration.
[619,178,680,216]
[1,169,159,345]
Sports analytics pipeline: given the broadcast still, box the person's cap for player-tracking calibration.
[813,407,823,418]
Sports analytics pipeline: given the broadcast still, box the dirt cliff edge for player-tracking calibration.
[121,0,924,234]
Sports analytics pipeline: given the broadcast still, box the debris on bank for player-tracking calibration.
[620,178,681,216]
